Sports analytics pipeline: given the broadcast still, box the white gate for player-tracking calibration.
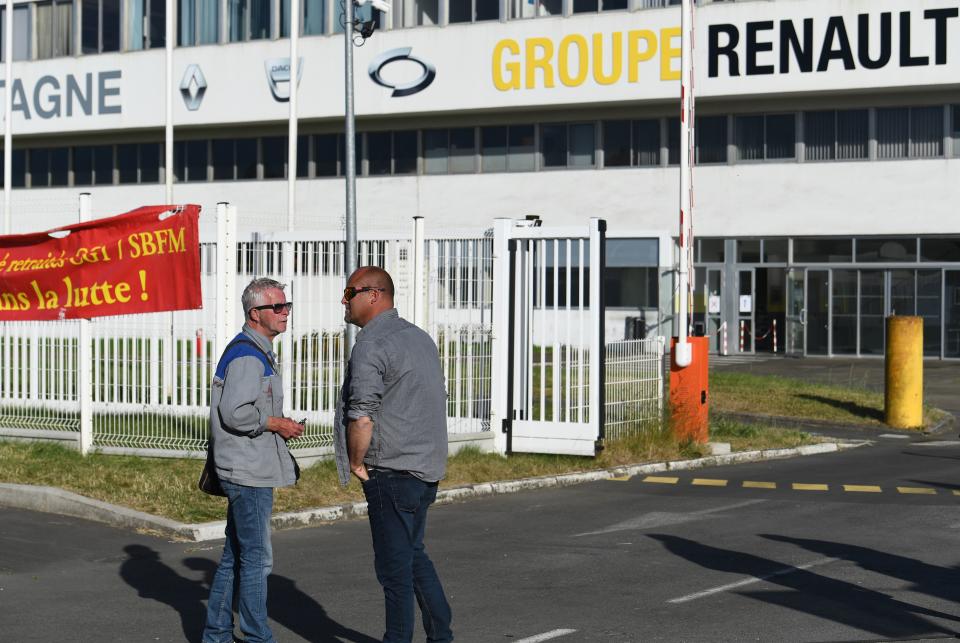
[491,218,606,456]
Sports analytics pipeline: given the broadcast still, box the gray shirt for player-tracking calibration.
[334,309,448,486]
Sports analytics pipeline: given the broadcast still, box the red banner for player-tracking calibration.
[0,205,202,321]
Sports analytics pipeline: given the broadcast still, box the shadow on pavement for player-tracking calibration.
[795,393,884,422]
[648,534,958,640]
[764,534,960,605]
[121,545,378,643]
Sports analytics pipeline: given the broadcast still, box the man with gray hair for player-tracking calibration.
[202,277,304,643]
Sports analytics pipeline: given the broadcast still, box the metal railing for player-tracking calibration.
[605,337,666,441]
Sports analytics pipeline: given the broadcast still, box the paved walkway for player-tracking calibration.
[709,355,960,421]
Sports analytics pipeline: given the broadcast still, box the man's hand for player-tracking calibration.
[351,463,370,482]
[266,416,305,440]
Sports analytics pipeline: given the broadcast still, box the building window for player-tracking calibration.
[414,0,439,25]
[952,105,960,157]
[117,144,138,183]
[230,0,271,41]
[262,137,286,179]
[302,0,324,34]
[856,238,917,262]
[127,0,166,49]
[946,271,960,358]
[667,117,680,165]
[511,0,561,18]
[793,238,852,263]
[73,146,93,185]
[605,239,659,308]
[449,127,476,173]
[875,107,941,160]
[762,239,788,263]
[236,138,257,179]
[83,0,121,53]
[394,131,418,174]
[367,132,391,175]
[449,0,498,23]
[634,119,660,166]
[424,129,448,174]
[735,113,795,161]
[212,139,235,180]
[315,134,337,176]
[140,143,160,182]
[808,109,869,161]
[481,126,507,172]
[920,237,960,262]
[573,0,627,12]
[569,123,596,167]
[36,0,73,59]
[482,125,535,172]
[0,5,31,61]
[93,145,114,185]
[696,115,727,164]
[737,240,760,263]
[603,121,631,168]
[175,140,209,182]
[179,0,219,45]
[542,122,595,169]
[699,238,724,263]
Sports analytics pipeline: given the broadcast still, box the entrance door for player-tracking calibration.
[786,268,805,355]
[807,269,830,355]
[706,268,723,353]
[737,269,754,353]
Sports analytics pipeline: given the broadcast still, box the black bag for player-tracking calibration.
[199,444,226,496]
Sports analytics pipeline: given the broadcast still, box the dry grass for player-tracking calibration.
[0,418,818,524]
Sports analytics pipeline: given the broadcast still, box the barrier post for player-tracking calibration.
[885,316,923,429]
[772,318,778,354]
[720,321,728,356]
[78,193,93,455]
[739,320,745,353]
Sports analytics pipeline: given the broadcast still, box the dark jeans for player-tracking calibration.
[362,469,453,643]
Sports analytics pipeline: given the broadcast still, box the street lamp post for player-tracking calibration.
[344,0,358,354]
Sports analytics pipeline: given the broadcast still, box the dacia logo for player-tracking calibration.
[368,48,436,97]
[264,57,304,102]
[179,64,207,111]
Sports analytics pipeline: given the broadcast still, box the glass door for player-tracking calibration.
[737,269,754,353]
[786,268,805,355]
[807,270,830,355]
[706,268,723,353]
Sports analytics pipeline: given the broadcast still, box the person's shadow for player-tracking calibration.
[187,556,379,643]
[120,545,208,642]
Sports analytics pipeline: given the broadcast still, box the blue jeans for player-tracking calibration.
[202,481,275,643]
[363,470,453,643]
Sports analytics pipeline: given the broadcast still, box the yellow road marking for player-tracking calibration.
[692,478,728,487]
[897,486,937,495]
[843,485,882,493]
[743,481,776,489]
[953,490,960,496]
[793,483,829,491]
[643,476,679,484]
[609,475,632,482]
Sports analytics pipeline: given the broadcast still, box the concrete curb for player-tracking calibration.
[0,441,862,542]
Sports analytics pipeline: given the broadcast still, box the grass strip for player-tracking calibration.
[0,419,817,525]
[710,371,948,429]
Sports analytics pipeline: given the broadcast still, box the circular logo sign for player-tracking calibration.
[368,47,436,98]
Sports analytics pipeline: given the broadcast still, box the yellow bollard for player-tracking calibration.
[885,316,923,429]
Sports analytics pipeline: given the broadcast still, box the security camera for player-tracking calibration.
[356,0,390,13]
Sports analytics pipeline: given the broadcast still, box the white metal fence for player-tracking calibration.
[0,203,664,458]
[605,337,666,441]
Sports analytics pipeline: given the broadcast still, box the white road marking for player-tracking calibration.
[667,557,837,604]
[573,499,766,537]
[514,629,577,642]
[878,434,910,439]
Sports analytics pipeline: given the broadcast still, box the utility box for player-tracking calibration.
[669,336,709,443]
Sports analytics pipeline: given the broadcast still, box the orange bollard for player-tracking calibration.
[670,336,709,443]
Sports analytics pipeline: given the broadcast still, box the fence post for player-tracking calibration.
[78,193,93,455]
[411,216,425,329]
[215,203,238,368]
[489,218,512,455]
[281,239,294,416]
[589,218,606,446]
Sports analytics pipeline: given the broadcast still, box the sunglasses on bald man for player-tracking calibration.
[343,286,385,301]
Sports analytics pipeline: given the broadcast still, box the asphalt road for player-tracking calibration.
[4,433,960,643]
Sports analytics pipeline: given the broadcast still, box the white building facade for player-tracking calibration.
[2,0,959,357]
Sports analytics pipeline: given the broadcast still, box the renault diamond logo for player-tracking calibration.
[179,64,207,111]
[264,58,304,102]
[368,48,436,97]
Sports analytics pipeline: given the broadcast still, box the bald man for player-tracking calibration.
[334,266,453,643]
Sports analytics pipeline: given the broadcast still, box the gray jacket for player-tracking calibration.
[209,325,298,488]
[334,309,448,486]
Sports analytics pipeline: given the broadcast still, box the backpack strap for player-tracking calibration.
[215,334,277,378]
